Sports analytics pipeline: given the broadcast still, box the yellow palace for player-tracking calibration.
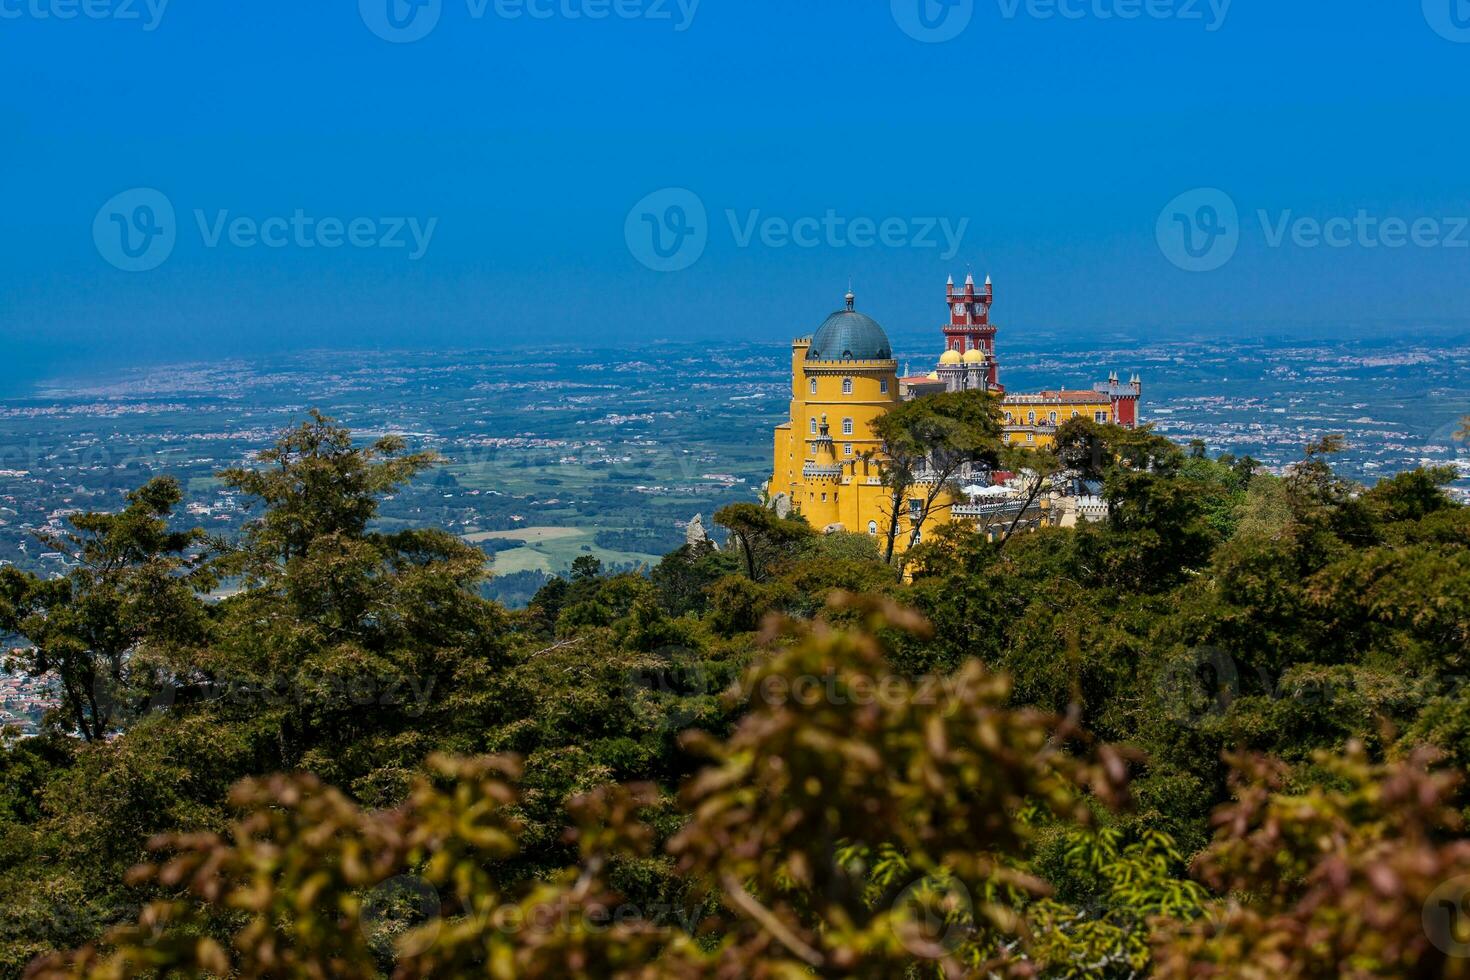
[768,277,1141,542]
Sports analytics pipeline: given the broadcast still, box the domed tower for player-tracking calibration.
[962,346,990,390]
[770,291,899,531]
[936,347,964,392]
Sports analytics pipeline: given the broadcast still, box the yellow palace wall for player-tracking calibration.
[771,338,904,536]
[770,341,1114,548]
[1001,397,1112,448]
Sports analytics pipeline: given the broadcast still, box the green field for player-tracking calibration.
[467,525,663,575]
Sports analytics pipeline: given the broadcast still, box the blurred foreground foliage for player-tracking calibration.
[2,412,1470,977]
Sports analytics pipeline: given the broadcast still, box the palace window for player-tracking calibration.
[842,418,854,435]
[1049,412,1057,422]
[809,378,817,394]
[842,378,853,395]
[868,520,878,536]
[1027,411,1036,424]
[909,498,922,521]
[879,378,889,394]
[1094,411,1107,423]
[1004,412,1013,423]
[844,443,853,456]
[809,418,817,435]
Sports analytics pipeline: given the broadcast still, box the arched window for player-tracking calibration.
[842,418,854,436]
[809,418,817,435]
[809,377,818,395]
[1027,411,1036,424]
[842,378,853,395]
[868,520,878,535]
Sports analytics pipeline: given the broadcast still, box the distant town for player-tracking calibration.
[3,333,1468,733]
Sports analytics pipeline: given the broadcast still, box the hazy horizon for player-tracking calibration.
[7,1,1470,380]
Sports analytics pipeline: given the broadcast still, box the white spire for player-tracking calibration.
[947,274,954,285]
[985,274,992,286]
[964,272,975,285]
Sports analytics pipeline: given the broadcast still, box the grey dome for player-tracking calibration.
[807,307,893,362]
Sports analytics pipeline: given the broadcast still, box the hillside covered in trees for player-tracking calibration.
[2,407,1470,978]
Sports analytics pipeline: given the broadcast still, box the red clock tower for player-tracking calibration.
[944,273,999,387]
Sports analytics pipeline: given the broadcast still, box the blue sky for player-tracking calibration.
[4,0,1470,380]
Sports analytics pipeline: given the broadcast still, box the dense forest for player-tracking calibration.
[2,404,1469,978]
